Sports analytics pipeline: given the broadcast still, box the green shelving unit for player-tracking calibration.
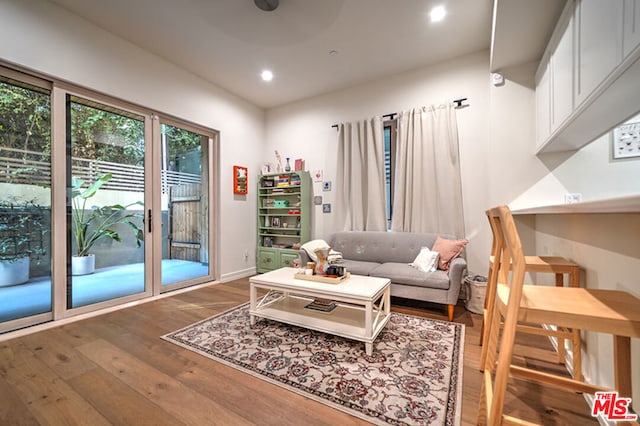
[257,171,311,273]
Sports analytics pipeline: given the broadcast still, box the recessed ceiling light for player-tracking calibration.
[429,5,446,23]
[261,70,273,82]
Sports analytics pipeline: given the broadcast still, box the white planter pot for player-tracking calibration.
[72,254,95,276]
[0,257,30,287]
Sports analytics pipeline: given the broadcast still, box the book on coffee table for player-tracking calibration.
[304,299,337,313]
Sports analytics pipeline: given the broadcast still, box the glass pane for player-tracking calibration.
[160,123,209,287]
[0,79,52,324]
[68,97,145,308]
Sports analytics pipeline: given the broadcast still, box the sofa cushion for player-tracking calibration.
[329,231,448,264]
[371,262,450,290]
[340,259,381,276]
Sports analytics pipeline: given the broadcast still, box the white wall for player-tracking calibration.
[265,50,492,274]
[0,0,264,280]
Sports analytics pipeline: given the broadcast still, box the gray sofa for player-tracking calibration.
[299,231,467,321]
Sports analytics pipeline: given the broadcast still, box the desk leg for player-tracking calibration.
[614,335,632,401]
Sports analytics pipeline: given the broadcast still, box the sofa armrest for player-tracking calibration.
[447,257,468,303]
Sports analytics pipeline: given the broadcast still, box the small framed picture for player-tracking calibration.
[271,217,281,227]
[263,236,273,247]
[322,203,331,213]
[313,195,323,205]
[323,181,332,191]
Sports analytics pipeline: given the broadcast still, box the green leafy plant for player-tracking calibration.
[72,173,143,257]
[0,198,47,263]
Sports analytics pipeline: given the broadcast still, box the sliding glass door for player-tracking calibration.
[67,96,148,309]
[1,65,219,334]
[0,75,52,330]
[159,121,212,291]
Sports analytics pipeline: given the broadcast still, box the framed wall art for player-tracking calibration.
[233,165,248,194]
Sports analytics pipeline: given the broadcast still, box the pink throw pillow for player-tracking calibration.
[431,236,468,271]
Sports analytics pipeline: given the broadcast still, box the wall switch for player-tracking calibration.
[564,193,582,204]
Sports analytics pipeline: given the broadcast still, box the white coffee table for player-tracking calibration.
[249,267,391,356]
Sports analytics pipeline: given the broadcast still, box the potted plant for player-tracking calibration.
[71,173,143,275]
[0,198,47,286]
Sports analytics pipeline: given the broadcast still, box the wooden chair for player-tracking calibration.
[478,205,640,425]
[480,210,582,380]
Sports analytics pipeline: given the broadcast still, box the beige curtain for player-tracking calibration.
[391,104,465,237]
[335,117,387,231]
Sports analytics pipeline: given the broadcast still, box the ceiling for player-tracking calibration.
[47,0,563,109]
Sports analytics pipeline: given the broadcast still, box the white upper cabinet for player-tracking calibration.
[535,59,551,147]
[574,0,623,107]
[623,0,640,58]
[551,9,574,130]
[535,0,640,153]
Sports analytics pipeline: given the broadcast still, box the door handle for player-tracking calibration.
[148,209,152,233]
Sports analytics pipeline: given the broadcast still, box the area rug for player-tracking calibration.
[162,301,464,425]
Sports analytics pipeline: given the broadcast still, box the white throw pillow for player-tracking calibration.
[410,247,440,273]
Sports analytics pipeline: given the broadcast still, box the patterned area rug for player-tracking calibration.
[162,301,464,425]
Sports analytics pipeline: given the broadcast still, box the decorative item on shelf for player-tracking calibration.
[271,217,281,227]
[233,165,248,194]
[263,236,273,247]
[262,179,275,188]
[273,200,289,208]
[261,163,273,175]
[274,150,284,172]
[277,174,290,187]
[263,198,275,207]
[294,158,305,171]
[264,216,270,227]
[284,157,291,172]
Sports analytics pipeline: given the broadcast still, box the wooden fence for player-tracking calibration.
[0,147,200,193]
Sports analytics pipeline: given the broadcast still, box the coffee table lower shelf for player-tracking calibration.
[250,294,390,355]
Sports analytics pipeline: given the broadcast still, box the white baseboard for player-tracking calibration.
[221,267,256,283]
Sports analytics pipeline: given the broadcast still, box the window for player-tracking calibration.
[383,119,397,229]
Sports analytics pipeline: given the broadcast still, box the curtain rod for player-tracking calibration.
[331,98,468,129]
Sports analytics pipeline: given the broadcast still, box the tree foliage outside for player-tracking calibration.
[1,79,204,179]
[0,81,51,161]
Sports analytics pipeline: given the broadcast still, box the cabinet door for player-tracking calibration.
[551,12,574,130]
[623,0,640,58]
[575,0,623,106]
[257,248,277,272]
[535,60,551,147]
[280,252,299,268]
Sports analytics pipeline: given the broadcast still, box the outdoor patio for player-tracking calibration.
[0,259,209,323]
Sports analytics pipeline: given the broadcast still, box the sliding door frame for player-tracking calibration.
[1,61,221,333]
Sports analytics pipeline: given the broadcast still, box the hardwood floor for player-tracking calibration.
[0,278,596,425]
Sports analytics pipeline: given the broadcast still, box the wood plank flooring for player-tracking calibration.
[0,278,597,425]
